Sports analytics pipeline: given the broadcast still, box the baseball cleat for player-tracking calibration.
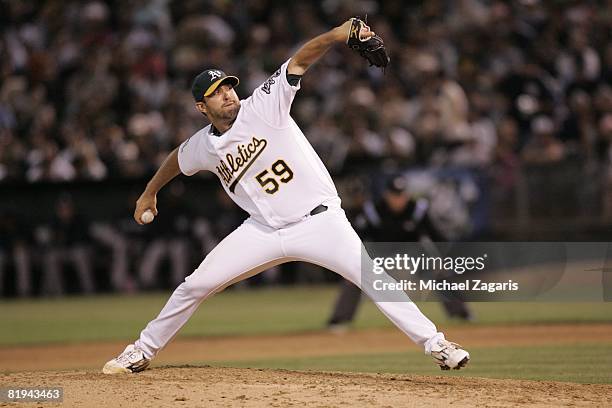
[429,339,470,370]
[102,344,150,374]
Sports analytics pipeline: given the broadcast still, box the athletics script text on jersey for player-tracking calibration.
[216,136,268,193]
[260,68,281,95]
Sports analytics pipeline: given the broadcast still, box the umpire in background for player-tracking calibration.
[327,175,472,329]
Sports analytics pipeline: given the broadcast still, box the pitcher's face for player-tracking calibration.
[196,84,241,122]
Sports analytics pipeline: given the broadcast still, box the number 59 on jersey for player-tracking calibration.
[256,159,294,194]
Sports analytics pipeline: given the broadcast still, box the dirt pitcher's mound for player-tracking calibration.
[2,367,610,407]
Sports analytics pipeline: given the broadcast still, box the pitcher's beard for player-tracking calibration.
[212,104,240,123]
[224,104,240,121]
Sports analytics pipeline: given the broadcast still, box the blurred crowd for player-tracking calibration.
[2,1,612,296]
[1,0,611,184]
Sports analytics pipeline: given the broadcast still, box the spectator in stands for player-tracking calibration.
[522,115,565,165]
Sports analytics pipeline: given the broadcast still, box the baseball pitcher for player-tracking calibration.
[103,18,469,374]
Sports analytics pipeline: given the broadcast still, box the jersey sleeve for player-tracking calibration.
[247,59,301,128]
[177,132,207,176]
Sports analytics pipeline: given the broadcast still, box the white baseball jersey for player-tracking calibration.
[134,60,444,363]
[178,59,340,228]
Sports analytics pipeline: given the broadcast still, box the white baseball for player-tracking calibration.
[141,209,155,224]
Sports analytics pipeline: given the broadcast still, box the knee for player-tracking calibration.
[180,273,218,299]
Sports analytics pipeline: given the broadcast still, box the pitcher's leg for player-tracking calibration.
[135,219,284,359]
[284,207,441,348]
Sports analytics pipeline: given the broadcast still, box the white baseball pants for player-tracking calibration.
[135,202,443,359]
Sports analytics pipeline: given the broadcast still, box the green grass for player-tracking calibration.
[1,286,611,384]
[213,344,612,384]
[0,286,611,346]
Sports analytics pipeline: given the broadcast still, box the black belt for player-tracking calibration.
[309,204,328,216]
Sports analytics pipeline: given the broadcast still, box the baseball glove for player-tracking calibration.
[346,17,390,69]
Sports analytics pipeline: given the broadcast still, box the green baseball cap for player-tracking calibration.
[191,69,239,102]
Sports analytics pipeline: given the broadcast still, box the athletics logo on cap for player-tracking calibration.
[208,70,222,81]
[191,68,240,102]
